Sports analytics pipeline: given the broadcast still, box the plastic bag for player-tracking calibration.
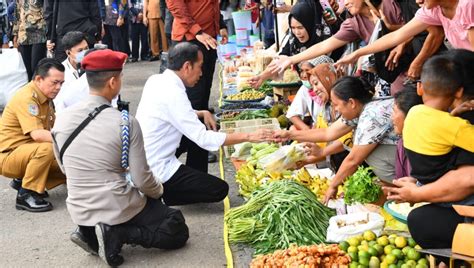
[0,48,28,110]
[259,143,306,172]
[326,212,385,243]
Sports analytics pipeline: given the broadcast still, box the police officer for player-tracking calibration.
[0,58,66,212]
[52,49,188,266]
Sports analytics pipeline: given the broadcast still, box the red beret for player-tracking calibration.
[82,49,128,72]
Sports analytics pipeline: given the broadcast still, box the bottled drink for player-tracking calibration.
[320,0,337,21]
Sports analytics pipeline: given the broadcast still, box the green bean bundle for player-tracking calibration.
[225,180,336,255]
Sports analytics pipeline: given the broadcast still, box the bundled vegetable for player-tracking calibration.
[246,143,279,167]
[220,110,269,121]
[259,143,306,173]
[225,180,336,254]
[343,166,382,205]
[225,90,265,101]
[250,244,350,268]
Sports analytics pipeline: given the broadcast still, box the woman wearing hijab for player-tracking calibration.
[249,1,331,88]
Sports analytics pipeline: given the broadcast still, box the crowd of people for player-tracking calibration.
[0,0,473,266]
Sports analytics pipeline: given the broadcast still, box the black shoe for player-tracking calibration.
[71,227,99,255]
[141,56,150,61]
[15,191,53,212]
[130,58,138,63]
[10,179,49,198]
[208,152,217,163]
[95,223,124,267]
[148,55,160,62]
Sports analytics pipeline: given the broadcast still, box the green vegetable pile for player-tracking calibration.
[221,109,269,121]
[343,166,382,205]
[226,180,336,255]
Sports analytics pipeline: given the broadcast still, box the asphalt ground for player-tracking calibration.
[0,60,254,267]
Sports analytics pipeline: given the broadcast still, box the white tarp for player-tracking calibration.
[0,48,28,110]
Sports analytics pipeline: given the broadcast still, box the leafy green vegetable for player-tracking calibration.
[258,81,273,95]
[343,166,382,205]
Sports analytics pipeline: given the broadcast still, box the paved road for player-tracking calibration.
[0,60,253,267]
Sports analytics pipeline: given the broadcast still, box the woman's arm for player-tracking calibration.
[290,116,311,130]
[275,118,353,143]
[268,37,348,73]
[336,18,429,66]
[407,26,445,79]
[323,143,378,203]
[385,166,474,203]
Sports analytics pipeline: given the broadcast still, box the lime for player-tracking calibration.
[350,262,359,268]
[368,247,379,257]
[388,264,398,268]
[408,238,417,247]
[415,264,428,268]
[359,244,370,252]
[405,260,417,267]
[384,245,394,255]
[385,254,397,265]
[414,245,422,250]
[380,262,389,268]
[417,258,428,266]
[369,256,381,268]
[361,240,369,246]
[348,246,359,254]
[391,249,403,260]
[349,237,361,247]
[402,246,411,255]
[340,241,350,252]
[369,241,378,247]
[400,264,409,268]
[364,230,377,241]
[377,236,390,246]
[359,250,371,260]
[359,256,370,266]
[407,249,421,261]
[373,244,384,255]
[358,265,369,268]
[397,260,405,268]
[349,252,359,262]
[395,236,408,248]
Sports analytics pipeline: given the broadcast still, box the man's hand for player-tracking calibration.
[196,32,218,50]
[304,142,324,158]
[450,100,474,116]
[267,55,292,74]
[272,129,290,143]
[199,110,218,131]
[47,40,55,51]
[220,28,228,45]
[101,24,106,38]
[248,129,275,142]
[385,43,405,71]
[137,12,144,23]
[143,16,148,26]
[248,75,264,89]
[117,17,125,27]
[383,178,421,203]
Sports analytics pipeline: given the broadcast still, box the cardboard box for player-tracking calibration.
[452,205,474,257]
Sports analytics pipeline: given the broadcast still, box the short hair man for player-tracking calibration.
[136,42,271,206]
[52,49,189,266]
[54,31,90,112]
[0,58,66,212]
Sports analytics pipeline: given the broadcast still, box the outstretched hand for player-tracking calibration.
[267,55,292,75]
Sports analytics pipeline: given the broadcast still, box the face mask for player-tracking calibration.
[76,50,88,64]
[302,80,311,89]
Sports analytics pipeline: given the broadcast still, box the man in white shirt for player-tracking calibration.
[53,31,90,112]
[136,42,272,205]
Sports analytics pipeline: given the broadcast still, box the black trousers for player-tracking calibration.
[103,25,128,53]
[173,39,217,111]
[162,164,229,206]
[176,135,209,173]
[18,43,46,81]
[407,204,465,249]
[79,198,189,249]
[131,23,149,60]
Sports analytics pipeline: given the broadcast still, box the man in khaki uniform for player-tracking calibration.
[144,0,168,61]
[0,58,66,212]
[52,49,188,266]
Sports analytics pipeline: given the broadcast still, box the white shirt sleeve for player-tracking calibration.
[165,91,227,151]
[286,86,309,119]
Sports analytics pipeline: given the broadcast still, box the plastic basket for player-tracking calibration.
[220,118,281,158]
[249,35,260,46]
[228,35,237,43]
[232,11,252,30]
[236,28,249,40]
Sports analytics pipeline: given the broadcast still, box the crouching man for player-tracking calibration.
[52,49,189,266]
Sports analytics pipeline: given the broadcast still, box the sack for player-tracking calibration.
[0,49,28,110]
[326,212,385,243]
[371,20,412,83]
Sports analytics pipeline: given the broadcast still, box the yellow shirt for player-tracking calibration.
[403,105,474,156]
[0,82,55,152]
